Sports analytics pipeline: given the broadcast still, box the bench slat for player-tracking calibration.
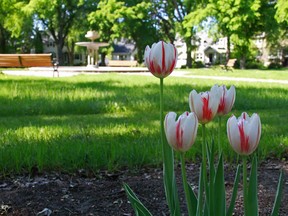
[0,55,22,67]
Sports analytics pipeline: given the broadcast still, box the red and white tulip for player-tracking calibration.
[164,111,198,152]
[144,41,177,78]
[227,112,261,155]
[189,85,221,124]
[217,85,236,116]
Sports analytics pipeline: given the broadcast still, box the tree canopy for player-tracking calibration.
[0,0,287,67]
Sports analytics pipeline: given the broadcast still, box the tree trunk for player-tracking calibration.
[240,56,246,69]
[66,41,75,66]
[56,38,65,66]
[99,53,106,66]
[0,27,7,53]
[185,38,192,68]
[226,35,231,64]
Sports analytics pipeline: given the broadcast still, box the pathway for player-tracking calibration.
[2,68,288,85]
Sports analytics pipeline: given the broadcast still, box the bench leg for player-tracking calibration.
[53,69,59,77]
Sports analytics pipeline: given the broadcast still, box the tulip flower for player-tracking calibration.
[227,112,261,155]
[189,84,221,124]
[164,111,198,152]
[144,41,177,78]
[217,85,236,116]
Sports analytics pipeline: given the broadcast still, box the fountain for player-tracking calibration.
[75,30,109,67]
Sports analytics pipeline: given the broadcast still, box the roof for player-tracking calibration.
[112,43,135,54]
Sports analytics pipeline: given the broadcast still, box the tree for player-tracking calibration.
[156,0,207,68]
[0,0,33,53]
[89,0,161,64]
[24,0,97,65]
[185,0,266,69]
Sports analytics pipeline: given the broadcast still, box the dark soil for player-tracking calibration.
[0,159,287,216]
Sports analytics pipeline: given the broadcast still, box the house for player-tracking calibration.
[175,31,230,68]
[111,40,136,60]
[175,31,288,68]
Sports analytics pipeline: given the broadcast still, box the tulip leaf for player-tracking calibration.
[227,164,241,216]
[213,154,226,216]
[271,170,284,216]
[188,183,198,216]
[207,140,215,216]
[123,183,152,216]
[247,156,258,216]
[196,163,204,216]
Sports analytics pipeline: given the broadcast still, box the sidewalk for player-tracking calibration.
[2,68,288,85]
[121,71,288,85]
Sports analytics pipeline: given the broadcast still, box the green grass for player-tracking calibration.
[0,70,288,175]
[180,67,288,80]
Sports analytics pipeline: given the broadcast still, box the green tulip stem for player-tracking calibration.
[243,156,248,216]
[159,77,180,215]
[201,124,208,206]
[218,116,222,155]
[180,153,193,216]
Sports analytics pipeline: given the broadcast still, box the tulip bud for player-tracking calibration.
[189,85,221,124]
[164,111,198,152]
[217,85,236,116]
[227,112,261,155]
[144,41,177,78]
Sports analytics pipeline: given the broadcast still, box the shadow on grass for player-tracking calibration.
[0,75,288,174]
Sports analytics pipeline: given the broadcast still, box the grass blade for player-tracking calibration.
[123,183,152,216]
[271,170,284,216]
[227,164,241,216]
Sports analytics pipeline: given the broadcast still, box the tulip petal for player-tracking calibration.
[247,113,261,153]
[164,112,177,148]
[227,115,242,154]
[224,85,236,114]
[189,90,203,121]
[182,112,198,151]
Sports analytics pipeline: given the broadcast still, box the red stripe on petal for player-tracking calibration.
[176,119,183,149]
[161,42,166,72]
[238,120,249,153]
[202,94,212,121]
[217,87,226,113]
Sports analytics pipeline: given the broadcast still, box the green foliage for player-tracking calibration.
[275,0,288,25]
[88,0,161,63]
[123,183,153,216]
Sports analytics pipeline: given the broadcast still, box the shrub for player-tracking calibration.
[192,60,205,68]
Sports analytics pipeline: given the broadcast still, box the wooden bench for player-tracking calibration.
[0,54,59,77]
[107,60,137,67]
[220,59,237,71]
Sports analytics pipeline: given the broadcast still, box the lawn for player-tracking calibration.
[0,69,287,175]
[180,67,288,80]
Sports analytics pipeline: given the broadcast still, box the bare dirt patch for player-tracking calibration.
[0,159,287,216]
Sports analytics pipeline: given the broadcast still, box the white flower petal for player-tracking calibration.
[164,112,177,148]
[227,115,242,154]
[189,90,203,121]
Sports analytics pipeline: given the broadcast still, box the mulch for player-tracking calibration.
[0,159,287,216]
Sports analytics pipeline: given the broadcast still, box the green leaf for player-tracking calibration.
[207,140,215,216]
[188,184,198,216]
[227,164,241,216]
[271,170,284,216]
[123,183,152,216]
[213,154,226,216]
[247,156,258,216]
[196,163,204,216]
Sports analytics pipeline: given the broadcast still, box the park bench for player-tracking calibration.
[220,58,237,71]
[0,54,59,77]
[107,60,137,67]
